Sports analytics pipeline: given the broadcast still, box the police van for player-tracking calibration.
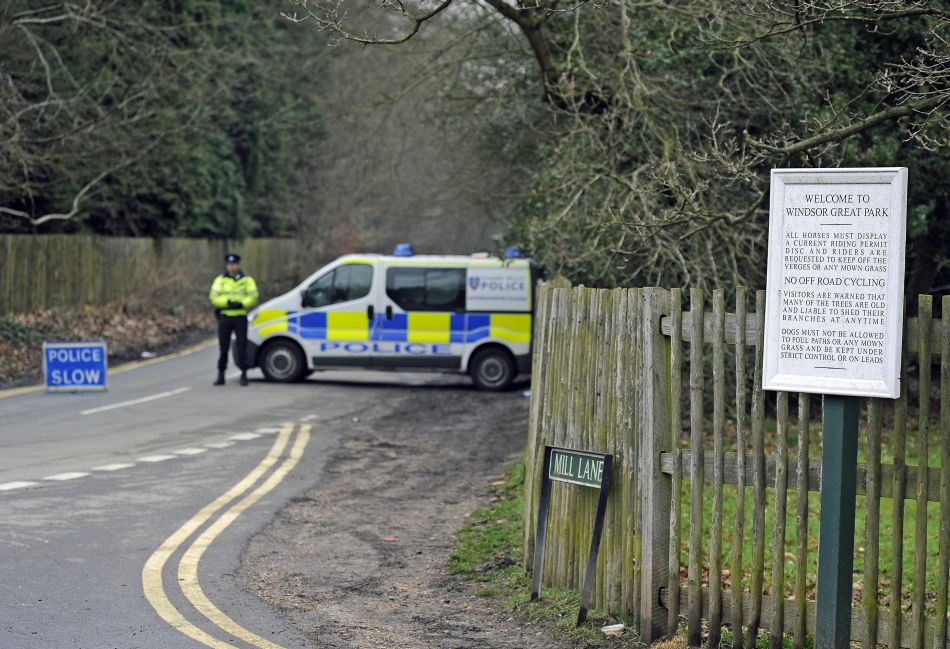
[244,246,536,390]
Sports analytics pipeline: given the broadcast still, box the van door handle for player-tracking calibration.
[385,305,393,320]
[367,305,375,320]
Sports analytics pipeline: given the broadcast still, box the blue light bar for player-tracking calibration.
[393,243,415,256]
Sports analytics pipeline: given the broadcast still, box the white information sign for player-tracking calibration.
[763,168,907,399]
[465,265,531,312]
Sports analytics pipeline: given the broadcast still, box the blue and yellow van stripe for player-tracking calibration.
[252,310,531,344]
[253,309,291,336]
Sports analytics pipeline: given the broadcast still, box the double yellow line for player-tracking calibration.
[142,421,311,648]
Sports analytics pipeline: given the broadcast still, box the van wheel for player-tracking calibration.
[260,340,306,383]
[469,348,516,391]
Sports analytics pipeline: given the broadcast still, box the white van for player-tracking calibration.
[243,249,536,390]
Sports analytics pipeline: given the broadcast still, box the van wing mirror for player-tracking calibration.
[300,290,310,308]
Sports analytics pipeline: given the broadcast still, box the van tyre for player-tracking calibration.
[469,348,516,391]
[260,340,306,383]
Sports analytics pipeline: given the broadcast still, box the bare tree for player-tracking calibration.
[0,2,185,228]
[285,2,533,255]
[283,0,949,290]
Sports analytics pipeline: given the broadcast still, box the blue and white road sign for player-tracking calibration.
[43,341,108,392]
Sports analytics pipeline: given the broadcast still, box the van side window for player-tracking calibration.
[386,268,465,311]
[304,264,372,308]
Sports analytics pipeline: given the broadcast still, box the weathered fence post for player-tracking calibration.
[638,287,672,642]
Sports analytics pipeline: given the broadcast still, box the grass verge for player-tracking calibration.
[688,416,943,613]
[447,461,643,648]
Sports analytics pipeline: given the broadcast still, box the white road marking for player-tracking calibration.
[43,472,90,481]
[80,387,191,416]
[0,481,39,491]
[137,454,177,463]
[1,430,253,492]
[174,448,207,456]
[0,423,258,494]
[226,370,242,379]
[92,463,136,472]
[254,426,283,434]
[300,414,318,422]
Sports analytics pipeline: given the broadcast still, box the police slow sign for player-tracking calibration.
[43,341,108,392]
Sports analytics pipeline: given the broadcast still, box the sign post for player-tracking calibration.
[43,340,109,392]
[531,446,612,625]
[815,395,860,649]
[763,168,907,649]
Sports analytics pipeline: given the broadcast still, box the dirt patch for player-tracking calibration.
[0,304,213,388]
[240,385,577,649]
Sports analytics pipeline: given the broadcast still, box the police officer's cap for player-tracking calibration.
[225,253,241,264]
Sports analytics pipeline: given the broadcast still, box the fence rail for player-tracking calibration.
[525,285,950,648]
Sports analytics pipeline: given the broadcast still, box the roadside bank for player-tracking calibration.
[0,303,214,388]
[240,383,591,648]
[240,381,649,648]
[447,462,643,649]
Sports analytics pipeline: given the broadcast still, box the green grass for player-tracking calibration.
[446,461,527,578]
[449,401,946,648]
[713,626,814,649]
[686,413,944,615]
[448,461,642,648]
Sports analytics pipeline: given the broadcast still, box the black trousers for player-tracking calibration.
[217,314,248,372]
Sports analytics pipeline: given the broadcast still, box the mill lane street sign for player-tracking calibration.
[532,445,612,625]
[548,448,606,487]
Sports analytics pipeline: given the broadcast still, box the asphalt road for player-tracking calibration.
[0,343,472,649]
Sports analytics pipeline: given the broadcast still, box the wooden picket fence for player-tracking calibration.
[524,285,950,648]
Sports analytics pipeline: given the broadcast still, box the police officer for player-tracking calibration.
[209,253,258,386]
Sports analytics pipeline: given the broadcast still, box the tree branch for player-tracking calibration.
[744,93,947,155]
[283,0,455,45]
[478,0,564,102]
[0,165,113,226]
[1,99,204,227]
[723,6,950,48]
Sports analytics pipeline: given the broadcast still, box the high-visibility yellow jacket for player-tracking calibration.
[209,272,259,316]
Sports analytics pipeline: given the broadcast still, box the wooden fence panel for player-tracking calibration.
[749,290,768,645]
[667,288,685,637]
[890,343,910,649]
[525,286,949,649]
[732,288,748,649]
[0,234,306,314]
[864,398,883,649]
[708,290,726,649]
[639,288,672,639]
[938,295,950,649]
[769,391,790,649]
[686,289,706,647]
[912,296,933,649]
[621,288,642,622]
[523,286,644,625]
